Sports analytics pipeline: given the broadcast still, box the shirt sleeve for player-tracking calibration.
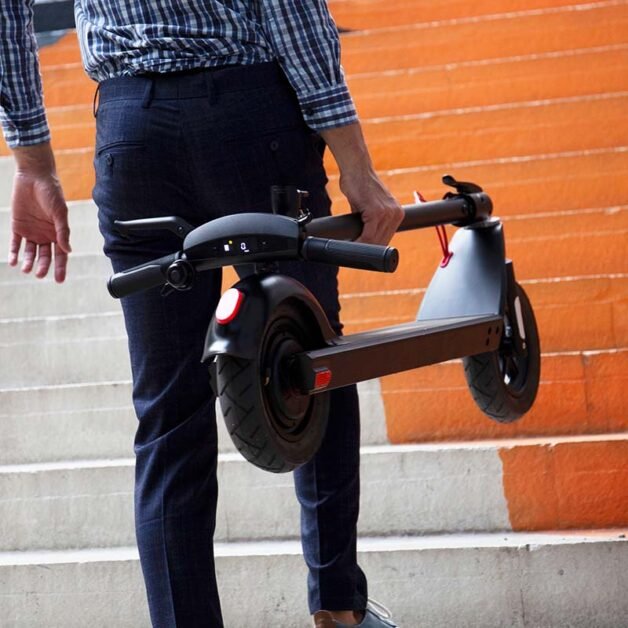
[0,0,50,148]
[258,1,359,131]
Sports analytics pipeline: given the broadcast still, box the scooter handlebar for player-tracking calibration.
[301,237,399,273]
[107,192,491,298]
[107,253,178,298]
[304,193,492,240]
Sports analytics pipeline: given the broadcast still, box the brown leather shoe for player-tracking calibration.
[312,601,398,627]
[313,610,338,627]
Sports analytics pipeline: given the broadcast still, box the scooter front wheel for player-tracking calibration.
[463,283,540,423]
[216,302,330,473]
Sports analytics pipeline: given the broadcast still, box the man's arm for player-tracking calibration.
[318,123,402,245]
[1,0,71,282]
[258,1,403,245]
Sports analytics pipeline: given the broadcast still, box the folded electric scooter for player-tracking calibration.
[108,176,540,473]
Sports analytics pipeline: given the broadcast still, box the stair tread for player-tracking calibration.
[2,529,626,627]
[2,528,626,566]
[340,3,628,55]
[328,0,608,30]
[1,436,626,549]
[3,434,627,472]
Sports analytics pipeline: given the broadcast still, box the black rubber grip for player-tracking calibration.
[107,254,177,298]
[301,237,399,273]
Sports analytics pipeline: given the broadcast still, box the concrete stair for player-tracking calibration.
[1,0,627,625]
[0,442,513,551]
[0,376,388,464]
[2,532,627,627]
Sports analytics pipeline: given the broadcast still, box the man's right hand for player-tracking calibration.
[319,123,403,246]
[9,142,71,283]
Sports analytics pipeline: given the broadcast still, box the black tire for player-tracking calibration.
[463,283,540,423]
[216,302,329,473]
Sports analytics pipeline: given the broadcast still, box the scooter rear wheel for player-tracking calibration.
[463,283,540,423]
[216,302,329,473]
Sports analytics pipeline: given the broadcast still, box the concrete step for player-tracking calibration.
[330,0,601,30]
[0,315,130,387]
[0,156,14,207]
[0,384,136,463]
[340,2,628,74]
[38,31,82,66]
[0,442,513,551]
[1,531,626,627]
[0,256,115,318]
[362,146,628,218]
[43,103,95,128]
[0,377,387,464]
[0,271,116,318]
[348,44,628,118]
[382,348,628,443]
[2,436,626,552]
[0,49,628,156]
[330,93,628,174]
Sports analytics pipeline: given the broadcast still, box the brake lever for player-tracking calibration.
[114,216,195,239]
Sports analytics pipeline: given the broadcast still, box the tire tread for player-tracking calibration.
[218,355,293,473]
[462,284,540,424]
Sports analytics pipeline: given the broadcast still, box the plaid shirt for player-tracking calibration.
[1,0,357,148]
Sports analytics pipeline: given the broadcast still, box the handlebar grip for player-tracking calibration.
[301,237,399,273]
[107,254,177,298]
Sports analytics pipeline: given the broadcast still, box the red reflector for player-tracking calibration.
[313,368,332,391]
[215,289,244,325]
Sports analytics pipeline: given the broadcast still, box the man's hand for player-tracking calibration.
[9,142,71,282]
[319,123,403,245]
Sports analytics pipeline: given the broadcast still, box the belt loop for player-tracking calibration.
[205,72,218,105]
[92,83,101,118]
[142,78,156,109]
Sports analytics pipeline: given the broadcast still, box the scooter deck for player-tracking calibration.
[293,314,503,393]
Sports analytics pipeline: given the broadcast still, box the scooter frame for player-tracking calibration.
[108,175,539,472]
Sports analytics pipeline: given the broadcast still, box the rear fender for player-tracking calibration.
[202,273,336,362]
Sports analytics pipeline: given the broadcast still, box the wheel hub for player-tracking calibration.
[262,321,314,438]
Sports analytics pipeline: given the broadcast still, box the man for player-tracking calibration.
[2,1,403,626]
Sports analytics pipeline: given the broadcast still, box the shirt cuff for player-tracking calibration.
[298,82,359,131]
[0,105,50,148]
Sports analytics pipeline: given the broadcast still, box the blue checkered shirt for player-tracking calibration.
[1,1,358,148]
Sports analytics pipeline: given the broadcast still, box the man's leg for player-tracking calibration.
[94,83,224,626]
[95,63,367,624]
[178,64,368,615]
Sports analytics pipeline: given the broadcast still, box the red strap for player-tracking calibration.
[435,224,453,267]
[414,191,453,268]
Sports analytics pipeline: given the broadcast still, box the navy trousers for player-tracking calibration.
[94,62,367,627]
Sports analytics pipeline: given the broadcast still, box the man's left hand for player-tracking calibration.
[9,143,71,283]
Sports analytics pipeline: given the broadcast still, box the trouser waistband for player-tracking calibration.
[97,61,286,104]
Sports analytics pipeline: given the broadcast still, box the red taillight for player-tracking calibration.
[215,289,244,325]
[313,367,332,391]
